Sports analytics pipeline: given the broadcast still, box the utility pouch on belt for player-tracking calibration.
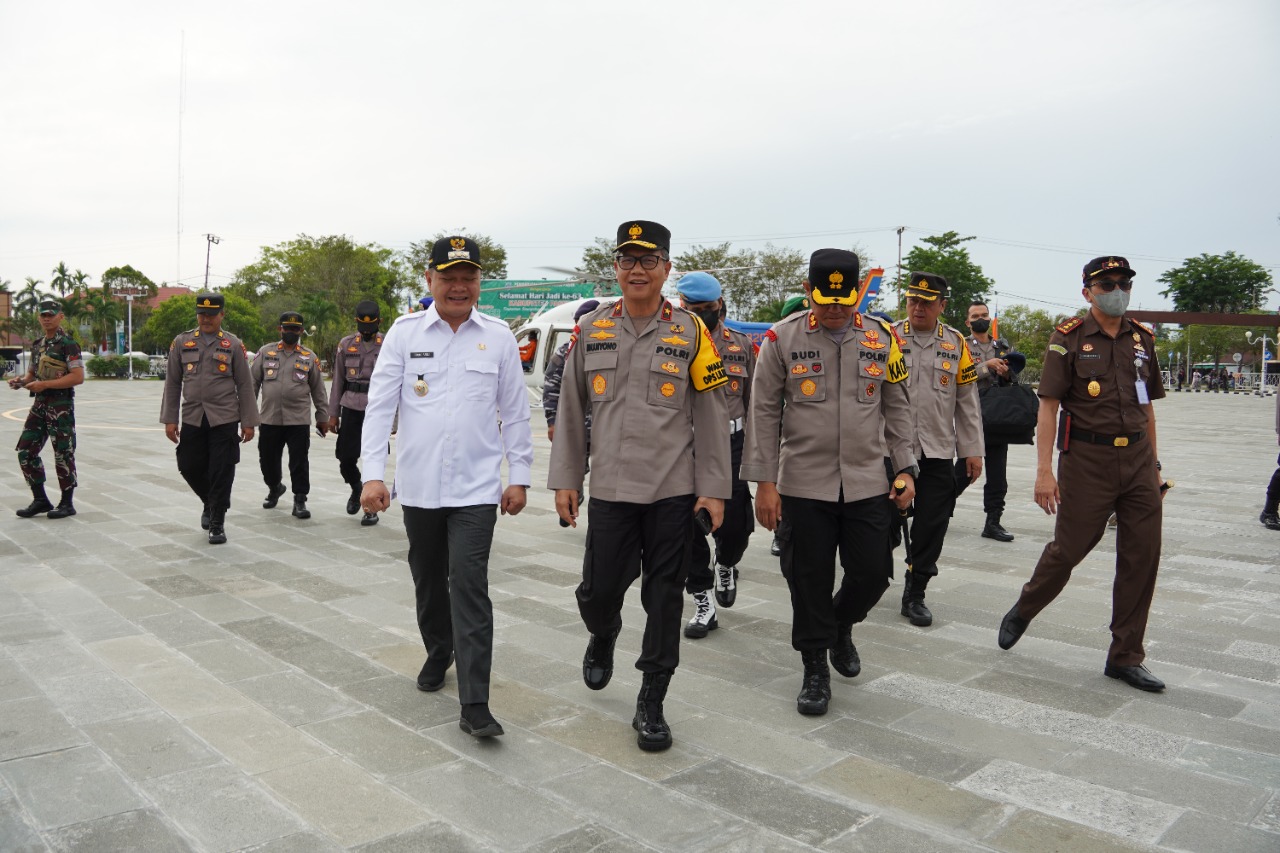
[1056,410,1072,453]
[36,354,68,382]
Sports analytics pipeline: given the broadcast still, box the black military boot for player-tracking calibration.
[797,651,831,715]
[901,573,933,627]
[47,489,76,519]
[632,670,673,751]
[208,512,227,545]
[200,503,211,531]
[263,482,286,509]
[15,485,53,518]
[292,496,311,519]
[830,623,861,678]
[1261,509,1280,531]
[982,512,1014,542]
[346,487,361,515]
[582,627,620,690]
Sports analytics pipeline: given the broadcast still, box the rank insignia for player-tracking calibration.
[660,382,675,397]
[1082,343,1094,352]
[184,340,196,348]
[589,331,616,340]
[592,319,616,329]
[661,362,679,374]
[791,364,808,375]
[727,344,742,353]
[660,303,673,321]
[593,374,607,395]
[348,346,358,352]
[1133,333,1141,342]
[940,341,957,351]
[860,339,886,350]
[662,335,689,346]
[812,363,822,373]
[864,329,879,341]
[764,329,777,342]
[940,375,949,386]
[865,383,876,398]
[1049,344,1067,355]
[800,379,817,397]
[669,324,685,334]
[865,363,884,377]
[808,312,818,331]
[267,350,278,357]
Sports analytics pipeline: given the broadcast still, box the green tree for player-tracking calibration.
[579,237,616,281]
[1166,317,1272,372]
[101,265,157,298]
[988,304,1072,376]
[50,262,72,296]
[71,270,91,294]
[674,243,759,315]
[137,293,268,354]
[405,230,509,280]
[900,231,995,328]
[80,289,123,353]
[1157,251,1272,313]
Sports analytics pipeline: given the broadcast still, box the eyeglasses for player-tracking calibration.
[1091,279,1134,293]
[616,255,664,270]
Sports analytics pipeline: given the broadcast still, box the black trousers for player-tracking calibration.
[403,504,498,704]
[779,492,893,651]
[335,406,365,489]
[687,430,754,593]
[1266,452,1280,512]
[954,439,1009,515]
[176,417,240,520]
[576,495,694,674]
[902,457,956,578]
[259,424,310,497]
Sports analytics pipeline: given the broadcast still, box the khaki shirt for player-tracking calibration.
[159,328,260,428]
[716,325,756,424]
[1038,313,1164,435]
[742,311,916,503]
[329,332,384,414]
[547,299,732,502]
[251,343,327,426]
[893,320,984,460]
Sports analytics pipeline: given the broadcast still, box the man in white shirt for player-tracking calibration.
[360,236,533,738]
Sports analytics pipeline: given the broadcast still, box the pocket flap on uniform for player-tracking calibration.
[583,352,618,371]
[465,361,498,375]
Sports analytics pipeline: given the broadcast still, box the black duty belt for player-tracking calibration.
[1069,428,1144,447]
[347,381,370,393]
[34,389,73,400]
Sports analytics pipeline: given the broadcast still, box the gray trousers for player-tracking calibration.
[402,504,497,704]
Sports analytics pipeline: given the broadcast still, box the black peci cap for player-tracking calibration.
[194,292,225,314]
[906,272,950,302]
[354,300,381,323]
[807,249,861,306]
[279,311,304,327]
[613,220,671,253]
[428,236,483,270]
[1082,256,1136,283]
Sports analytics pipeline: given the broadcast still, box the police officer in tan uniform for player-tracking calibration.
[160,292,260,544]
[251,311,329,520]
[549,220,731,753]
[998,256,1168,692]
[675,272,756,638]
[743,249,916,716]
[891,273,984,626]
[329,300,383,525]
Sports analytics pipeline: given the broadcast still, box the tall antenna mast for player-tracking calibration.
[176,31,186,286]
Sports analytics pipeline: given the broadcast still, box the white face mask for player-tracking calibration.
[1092,288,1130,317]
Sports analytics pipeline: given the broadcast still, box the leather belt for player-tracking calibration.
[1070,428,1144,447]
[729,417,744,434]
[347,381,370,393]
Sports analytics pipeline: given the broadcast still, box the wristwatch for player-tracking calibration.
[896,465,920,480]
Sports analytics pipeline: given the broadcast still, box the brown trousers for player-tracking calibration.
[1016,435,1161,666]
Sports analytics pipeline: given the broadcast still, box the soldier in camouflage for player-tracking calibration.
[10,299,84,519]
[542,299,598,443]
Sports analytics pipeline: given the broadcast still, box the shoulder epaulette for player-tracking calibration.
[1130,319,1155,337]
[1056,317,1084,334]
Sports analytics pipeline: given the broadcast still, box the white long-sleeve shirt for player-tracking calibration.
[361,305,533,508]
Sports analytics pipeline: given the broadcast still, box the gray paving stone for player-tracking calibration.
[42,809,194,853]
[0,613,62,646]
[100,589,179,620]
[339,673,461,731]
[0,696,86,761]
[83,713,222,780]
[176,591,267,624]
[891,705,1077,770]
[523,822,647,853]
[180,637,289,682]
[352,822,493,853]
[239,831,345,853]
[1177,742,1280,789]
[223,615,319,653]
[138,609,231,647]
[128,661,254,719]
[805,716,991,784]
[141,764,306,852]
[0,746,147,830]
[233,671,363,726]
[535,708,707,781]
[274,639,388,686]
[962,669,1129,717]
[983,808,1160,853]
[826,816,985,852]
[0,653,41,701]
[38,671,155,725]
[141,574,220,599]
[300,614,405,652]
[276,573,364,602]
[1112,699,1280,757]
[1158,811,1280,853]
[184,705,332,774]
[301,711,455,778]
[84,633,185,678]
[0,780,46,853]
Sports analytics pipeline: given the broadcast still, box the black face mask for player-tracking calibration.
[357,322,379,340]
[969,319,991,334]
[281,331,301,346]
[695,307,720,332]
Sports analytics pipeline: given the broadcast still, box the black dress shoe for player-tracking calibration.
[200,506,211,531]
[1105,663,1165,692]
[47,502,76,519]
[360,511,379,526]
[1261,510,1280,531]
[583,627,620,690]
[417,652,455,692]
[15,498,54,518]
[346,492,361,515]
[291,497,311,519]
[263,482,286,509]
[459,703,504,737]
[769,535,782,557]
[830,627,861,678]
[998,604,1030,650]
[208,524,227,545]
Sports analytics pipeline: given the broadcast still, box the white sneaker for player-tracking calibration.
[684,591,718,639]
[714,563,737,608]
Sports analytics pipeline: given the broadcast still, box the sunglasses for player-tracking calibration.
[1090,279,1134,293]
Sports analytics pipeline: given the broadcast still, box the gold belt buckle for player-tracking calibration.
[1113,437,1129,447]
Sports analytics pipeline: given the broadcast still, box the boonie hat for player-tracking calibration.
[906,272,950,302]
[614,220,671,253]
[1083,256,1136,282]
[807,249,861,306]
[676,271,722,303]
[194,292,224,314]
[429,236,483,270]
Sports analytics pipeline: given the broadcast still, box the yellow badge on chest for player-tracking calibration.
[592,374,607,395]
[1088,380,1101,397]
[660,362,679,374]
[800,379,817,396]
[659,382,675,397]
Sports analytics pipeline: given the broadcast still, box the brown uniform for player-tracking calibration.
[1015,313,1164,666]
[892,319,983,579]
[329,331,384,490]
[742,310,915,650]
[251,342,327,498]
[548,299,730,674]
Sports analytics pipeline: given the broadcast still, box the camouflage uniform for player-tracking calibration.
[16,329,82,491]
[543,341,593,444]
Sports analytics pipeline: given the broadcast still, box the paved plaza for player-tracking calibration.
[1,379,1278,852]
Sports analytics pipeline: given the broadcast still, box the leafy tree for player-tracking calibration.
[15,277,46,314]
[1157,251,1272,313]
[900,231,995,328]
[101,265,157,298]
[0,277,10,292]
[405,230,509,279]
[136,292,268,354]
[50,262,72,296]
[71,270,91,294]
[580,237,616,281]
[987,304,1072,376]
[81,290,123,354]
[1164,317,1272,372]
[674,243,759,314]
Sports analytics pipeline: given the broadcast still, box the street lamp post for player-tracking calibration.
[1246,331,1275,396]
[203,234,221,288]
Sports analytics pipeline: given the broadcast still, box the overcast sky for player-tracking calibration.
[2,0,1277,316]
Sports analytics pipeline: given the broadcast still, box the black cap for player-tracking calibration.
[1083,256,1136,283]
[37,299,62,315]
[354,300,381,323]
[614,220,670,253]
[194,292,225,314]
[807,249,861,306]
[906,272,950,302]
[279,311,304,327]
[428,236,483,270]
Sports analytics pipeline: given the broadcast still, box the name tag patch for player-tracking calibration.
[410,352,435,358]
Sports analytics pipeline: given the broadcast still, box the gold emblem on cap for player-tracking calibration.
[800,379,817,396]
[450,237,466,250]
[1088,380,1101,397]
[659,381,675,397]
[828,271,844,289]
[592,374,607,396]
[628,223,643,240]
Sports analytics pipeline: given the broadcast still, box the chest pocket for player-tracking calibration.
[291,357,313,383]
[262,359,281,380]
[180,349,201,379]
[210,350,233,378]
[343,350,367,380]
[787,361,826,403]
[1073,344,1113,382]
[934,352,959,392]
[584,352,618,403]
[463,360,498,401]
[723,354,748,396]
[647,352,688,409]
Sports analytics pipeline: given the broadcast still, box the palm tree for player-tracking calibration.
[15,278,46,314]
[0,277,11,292]
[51,262,72,296]
[82,289,123,354]
[71,270,91,295]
